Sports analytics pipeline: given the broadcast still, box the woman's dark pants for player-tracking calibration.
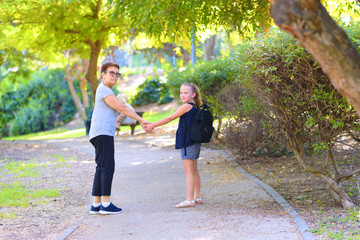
[90,135,115,196]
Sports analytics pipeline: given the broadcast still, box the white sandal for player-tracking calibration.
[174,200,195,208]
[195,198,203,204]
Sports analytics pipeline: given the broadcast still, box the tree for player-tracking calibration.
[270,0,360,116]
[230,29,360,209]
[111,0,270,39]
[0,0,132,103]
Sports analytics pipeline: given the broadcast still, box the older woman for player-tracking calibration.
[88,62,149,215]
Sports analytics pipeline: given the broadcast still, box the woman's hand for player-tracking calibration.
[141,121,153,133]
[144,123,155,133]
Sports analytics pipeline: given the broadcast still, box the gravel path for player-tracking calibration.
[44,133,305,240]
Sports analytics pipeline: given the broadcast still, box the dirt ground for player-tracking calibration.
[0,142,94,240]
[236,150,360,239]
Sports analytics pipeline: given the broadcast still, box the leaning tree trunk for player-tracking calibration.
[86,39,102,104]
[270,0,360,116]
[315,172,355,209]
[65,64,86,121]
[286,132,356,209]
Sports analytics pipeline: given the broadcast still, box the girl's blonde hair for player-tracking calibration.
[182,82,202,107]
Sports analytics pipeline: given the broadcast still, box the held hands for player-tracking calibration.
[140,121,153,133]
[144,123,155,133]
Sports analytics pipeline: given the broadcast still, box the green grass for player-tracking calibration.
[4,160,43,177]
[0,181,60,207]
[143,110,176,123]
[131,110,177,128]
[311,207,360,239]
[0,158,63,213]
[3,128,86,141]
[0,212,17,219]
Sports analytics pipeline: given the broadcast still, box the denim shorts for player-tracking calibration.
[181,143,201,160]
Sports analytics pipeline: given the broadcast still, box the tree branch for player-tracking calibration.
[336,168,360,182]
[328,149,340,175]
[270,0,360,116]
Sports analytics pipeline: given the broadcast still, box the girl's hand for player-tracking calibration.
[141,121,152,133]
[145,123,155,133]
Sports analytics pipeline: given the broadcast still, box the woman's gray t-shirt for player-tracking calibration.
[89,82,117,140]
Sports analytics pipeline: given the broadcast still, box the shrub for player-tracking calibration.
[166,59,235,120]
[130,75,173,106]
[0,69,77,136]
[218,83,287,158]
[229,26,360,208]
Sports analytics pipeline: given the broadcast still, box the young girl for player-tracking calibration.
[146,83,203,208]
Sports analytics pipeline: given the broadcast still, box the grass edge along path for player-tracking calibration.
[2,110,175,141]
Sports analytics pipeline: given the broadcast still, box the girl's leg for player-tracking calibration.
[182,159,196,201]
[193,159,201,199]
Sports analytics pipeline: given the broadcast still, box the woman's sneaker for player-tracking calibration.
[99,202,122,215]
[89,205,100,215]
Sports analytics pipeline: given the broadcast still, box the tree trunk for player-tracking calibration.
[67,80,86,120]
[65,64,86,121]
[288,137,355,209]
[318,174,355,209]
[270,0,360,116]
[86,40,102,104]
[204,34,216,61]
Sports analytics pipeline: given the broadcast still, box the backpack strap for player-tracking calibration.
[183,102,197,155]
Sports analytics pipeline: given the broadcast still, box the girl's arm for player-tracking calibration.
[147,104,193,131]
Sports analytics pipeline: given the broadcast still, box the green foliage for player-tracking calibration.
[0,69,77,136]
[344,21,360,52]
[0,1,131,62]
[111,0,271,40]
[229,27,360,154]
[167,59,235,118]
[131,75,173,106]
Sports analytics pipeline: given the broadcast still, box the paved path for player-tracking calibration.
[49,133,307,240]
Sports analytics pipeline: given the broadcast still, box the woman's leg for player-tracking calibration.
[100,136,115,198]
[193,159,201,199]
[91,136,115,201]
[182,159,196,201]
[91,136,102,200]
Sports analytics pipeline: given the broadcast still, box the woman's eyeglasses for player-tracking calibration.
[105,71,121,78]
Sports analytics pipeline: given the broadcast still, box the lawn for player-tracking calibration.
[2,110,176,141]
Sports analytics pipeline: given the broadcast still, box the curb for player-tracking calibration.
[219,150,315,240]
[55,224,79,240]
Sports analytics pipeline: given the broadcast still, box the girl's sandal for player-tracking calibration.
[174,200,196,208]
[195,198,203,204]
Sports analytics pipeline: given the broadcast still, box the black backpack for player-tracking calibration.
[184,103,214,144]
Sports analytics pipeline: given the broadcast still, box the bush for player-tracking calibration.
[229,26,360,208]
[218,83,287,157]
[0,69,77,136]
[131,75,173,106]
[166,59,235,119]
